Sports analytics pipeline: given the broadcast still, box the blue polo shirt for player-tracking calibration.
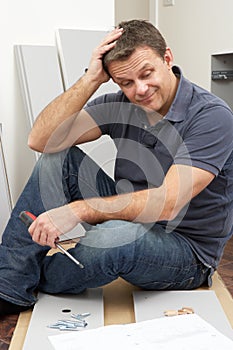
[85,66,233,270]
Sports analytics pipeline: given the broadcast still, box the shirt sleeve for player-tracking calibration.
[84,91,128,135]
[174,105,233,175]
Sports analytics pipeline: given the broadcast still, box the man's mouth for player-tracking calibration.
[136,91,156,104]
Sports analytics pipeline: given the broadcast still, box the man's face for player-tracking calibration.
[108,46,176,116]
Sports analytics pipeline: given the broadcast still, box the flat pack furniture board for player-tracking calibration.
[15,45,64,162]
[22,289,104,350]
[14,45,64,128]
[56,28,118,94]
[133,289,233,340]
[0,124,12,242]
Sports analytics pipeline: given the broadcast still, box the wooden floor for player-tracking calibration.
[1,236,233,350]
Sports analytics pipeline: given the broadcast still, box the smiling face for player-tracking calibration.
[108,46,178,116]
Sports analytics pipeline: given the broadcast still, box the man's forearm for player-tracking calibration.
[68,186,169,225]
[68,164,214,226]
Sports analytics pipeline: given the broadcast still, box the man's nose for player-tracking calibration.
[135,80,148,95]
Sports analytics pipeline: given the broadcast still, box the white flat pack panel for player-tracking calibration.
[15,45,64,161]
[15,45,64,127]
[133,290,233,340]
[0,125,12,242]
[57,28,118,95]
[23,289,104,350]
[56,29,118,178]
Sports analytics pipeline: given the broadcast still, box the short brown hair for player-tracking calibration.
[103,20,167,72]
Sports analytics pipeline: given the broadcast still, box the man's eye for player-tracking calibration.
[121,81,132,87]
[143,71,152,78]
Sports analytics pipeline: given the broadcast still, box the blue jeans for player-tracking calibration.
[0,147,209,307]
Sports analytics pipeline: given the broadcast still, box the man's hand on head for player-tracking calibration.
[85,27,123,85]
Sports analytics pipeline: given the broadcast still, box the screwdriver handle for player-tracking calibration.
[19,211,36,228]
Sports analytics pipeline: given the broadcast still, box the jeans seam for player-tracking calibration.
[0,291,36,307]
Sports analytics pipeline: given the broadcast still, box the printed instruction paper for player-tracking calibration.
[48,313,233,350]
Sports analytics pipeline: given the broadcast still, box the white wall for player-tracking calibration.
[115,0,149,24]
[157,0,233,90]
[0,0,114,205]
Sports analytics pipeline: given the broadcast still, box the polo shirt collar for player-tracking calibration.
[164,66,193,123]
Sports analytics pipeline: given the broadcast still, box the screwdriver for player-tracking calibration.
[19,211,84,269]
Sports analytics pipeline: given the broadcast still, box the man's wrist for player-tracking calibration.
[81,70,104,91]
[68,199,100,225]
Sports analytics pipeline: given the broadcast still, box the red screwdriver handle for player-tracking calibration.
[19,211,36,228]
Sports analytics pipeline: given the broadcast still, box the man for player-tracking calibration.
[1,20,233,316]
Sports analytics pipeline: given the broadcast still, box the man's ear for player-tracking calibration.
[164,48,174,69]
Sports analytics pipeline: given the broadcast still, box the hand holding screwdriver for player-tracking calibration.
[19,211,84,269]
